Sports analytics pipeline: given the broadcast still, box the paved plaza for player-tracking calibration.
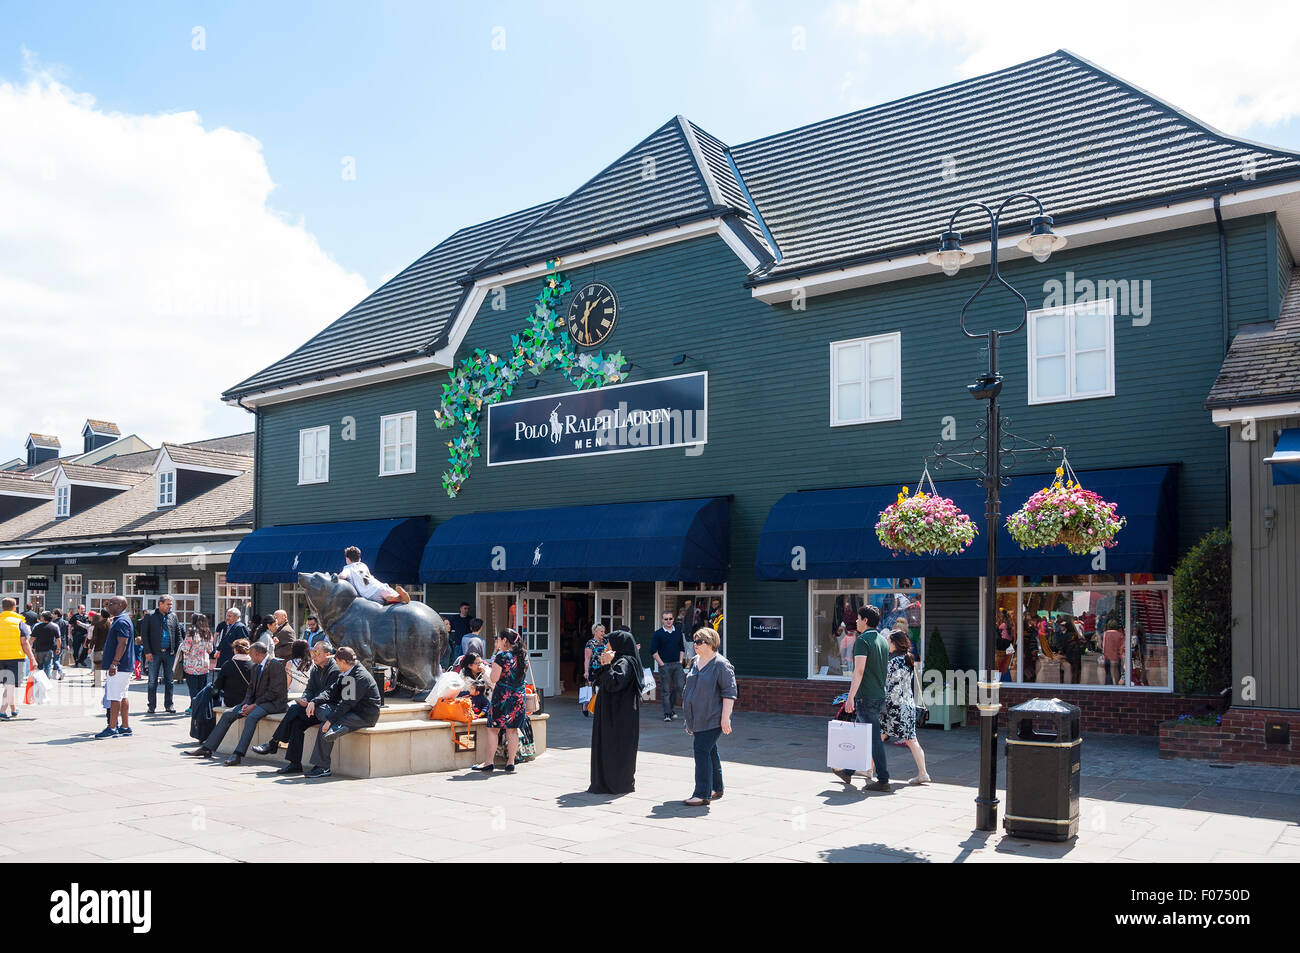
[1,668,1297,863]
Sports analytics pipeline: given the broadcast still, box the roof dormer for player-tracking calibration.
[25,433,60,468]
[153,444,249,508]
[52,463,139,518]
[82,419,121,454]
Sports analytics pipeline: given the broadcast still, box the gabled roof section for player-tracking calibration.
[0,473,53,499]
[223,201,558,400]
[469,116,755,278]
[158,443,252,473]
[733,50,1300,284]
[56,463,147,488]
[26,433,59,449]
[83,419,120,436]
[1206,267,1300,408]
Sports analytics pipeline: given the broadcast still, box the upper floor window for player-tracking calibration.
[830,332,901,426]
[55,485,69,517]
[1027,299,1115,404]
[157,470,175,507]
[379,412,416,476]
[298,426,330,485]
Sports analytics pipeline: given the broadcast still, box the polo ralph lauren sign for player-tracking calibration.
[487,372,707,466]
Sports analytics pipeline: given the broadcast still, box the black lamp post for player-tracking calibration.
[925,193,1066,832]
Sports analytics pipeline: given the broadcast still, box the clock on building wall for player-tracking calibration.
[566,282,618,347]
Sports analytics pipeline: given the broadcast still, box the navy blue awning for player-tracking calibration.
[756,465,1179,580]
[29,545,134,565]
[226,517,429,584]
[420,497,730,583]
[1266,429,1300,485]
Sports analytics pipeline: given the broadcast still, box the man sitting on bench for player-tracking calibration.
[305,646,381,778]
[338,546,410,605]
[251,640,340,775]
[182,641,287,766]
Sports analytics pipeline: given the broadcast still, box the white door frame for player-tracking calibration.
[518,591,558,696]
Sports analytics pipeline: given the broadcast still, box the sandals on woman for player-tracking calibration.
[682,797,710,807]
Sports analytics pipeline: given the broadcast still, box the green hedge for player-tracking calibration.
[924,628,951,677]
[1172,527,1232,695]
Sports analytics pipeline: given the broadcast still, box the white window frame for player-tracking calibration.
[378,411,417,476]
[62,573,82,611]
[55,485,70,518]
[157,469,176,507]
[216,572,252,624]
[88,579,116,613]
[1027,298,1116,405]
[168,578,200,618]
[829,332,902,427]
[298,426,330,485]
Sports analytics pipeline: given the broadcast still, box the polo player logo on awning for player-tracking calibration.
[292,553,300,572]
[548,404,563,445]
[533,544,543,566]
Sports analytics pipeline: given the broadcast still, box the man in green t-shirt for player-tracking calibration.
[840,604,891,790]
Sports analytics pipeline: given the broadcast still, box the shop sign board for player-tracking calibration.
[487,372,707,467]
[25,576,49,592]
[749,615,783,641]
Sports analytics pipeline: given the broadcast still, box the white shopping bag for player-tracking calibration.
[578,686,593,705]
[827,720,873,773]
[30,669,51,704]
[641,667,654,698]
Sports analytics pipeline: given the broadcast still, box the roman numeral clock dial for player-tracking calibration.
[566,282,618,348]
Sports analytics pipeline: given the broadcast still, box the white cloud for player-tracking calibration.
[833,0,1300,131]
[0,64,369,460]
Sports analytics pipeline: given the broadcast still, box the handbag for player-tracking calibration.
[586,688,598,714]
[912,662,929,729]
[522,655,542,714]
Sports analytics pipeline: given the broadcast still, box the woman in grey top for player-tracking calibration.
[681,627,738,807]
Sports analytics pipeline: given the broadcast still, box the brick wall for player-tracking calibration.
[736,677,846,716]
[1159,708,1300,765]
[962,686,1215,735]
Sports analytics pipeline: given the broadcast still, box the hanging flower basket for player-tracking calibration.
[1005,461,1126,555]
[875,475,978,556]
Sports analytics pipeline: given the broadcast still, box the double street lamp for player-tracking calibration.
[925,194,1066,832]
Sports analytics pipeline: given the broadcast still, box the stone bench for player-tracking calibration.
[211,700,548,778]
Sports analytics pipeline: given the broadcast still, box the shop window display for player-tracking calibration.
[810,579,923,678]
[996,575,1171,689]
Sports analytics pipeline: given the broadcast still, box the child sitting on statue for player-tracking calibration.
[338,546,410,605]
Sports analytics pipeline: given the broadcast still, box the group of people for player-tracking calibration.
[0,599,118,718]
[584,617,739,806]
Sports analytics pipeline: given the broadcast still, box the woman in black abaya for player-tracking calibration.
[588,629,643,795]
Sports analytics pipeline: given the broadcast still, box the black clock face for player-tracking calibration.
[566,282,618,348]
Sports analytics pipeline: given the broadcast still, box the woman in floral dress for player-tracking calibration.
[880,626,931,785]
[471,629,527,773]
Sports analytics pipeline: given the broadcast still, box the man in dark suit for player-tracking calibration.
[214,607,249,667]
[304,646,380,778]
[141,595,182,714]
[182,641,287,765]
[251,640,339,775]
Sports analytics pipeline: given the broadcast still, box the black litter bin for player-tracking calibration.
[1004,697,1080,841]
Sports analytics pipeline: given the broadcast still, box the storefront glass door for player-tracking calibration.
[518,593,557,696]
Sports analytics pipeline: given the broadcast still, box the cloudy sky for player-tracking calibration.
[2,0,1298,460]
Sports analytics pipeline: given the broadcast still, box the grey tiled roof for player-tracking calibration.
[26,433,60,448]
[224,50,1300,399]
[58,463,145,486]
[83,419,120,435]
[183,432,254,455]
[161,443,252,471]
[1206,268,1300,408]
[468,117,741,278]
[732,51,1300,283]
[224,202,558,398]
[0,474,53,498]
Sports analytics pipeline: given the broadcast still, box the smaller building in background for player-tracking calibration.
[1205,267,1300,763]
[0,425,255,626]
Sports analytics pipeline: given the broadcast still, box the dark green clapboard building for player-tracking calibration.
[223,51,1300,731]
